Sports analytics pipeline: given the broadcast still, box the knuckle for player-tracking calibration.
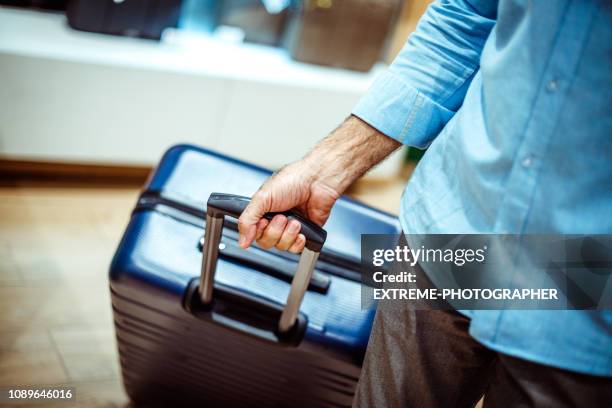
[237,218,247,229]
[268,227,283,239]
[254,189,272,207]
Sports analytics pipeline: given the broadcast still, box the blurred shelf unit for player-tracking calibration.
[285,0,403,72]
[0,7,405,179]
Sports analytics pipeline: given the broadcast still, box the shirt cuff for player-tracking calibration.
[352,70,455,148]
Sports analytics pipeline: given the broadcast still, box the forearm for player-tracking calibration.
[302,115,401,194]
[238,116,399,249]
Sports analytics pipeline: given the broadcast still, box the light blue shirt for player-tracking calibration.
[353,0,612,376]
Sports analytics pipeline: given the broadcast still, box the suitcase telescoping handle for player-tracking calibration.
[200,193,327,333]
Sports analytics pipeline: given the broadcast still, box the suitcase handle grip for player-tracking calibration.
[206,193,326,252]
[200,193,327,333]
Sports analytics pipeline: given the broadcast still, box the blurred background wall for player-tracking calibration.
[0,0,432,181]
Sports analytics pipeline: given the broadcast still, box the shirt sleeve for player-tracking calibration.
[352,0,497,148]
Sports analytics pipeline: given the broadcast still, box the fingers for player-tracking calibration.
[288,234,306,254]
[236,187,305,252]
[275,220,301,251]
[255,218,269,241]
[255,216,305,253]
[256,215,287,249]
[238,190,271,248]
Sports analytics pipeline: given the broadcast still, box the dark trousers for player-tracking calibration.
[353,305,612,407]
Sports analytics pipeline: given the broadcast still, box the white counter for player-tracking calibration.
[0,7,403,177]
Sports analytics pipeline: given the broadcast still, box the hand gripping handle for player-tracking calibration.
[200,193,327,333]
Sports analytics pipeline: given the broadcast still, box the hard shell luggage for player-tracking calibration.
[110,144,401,406]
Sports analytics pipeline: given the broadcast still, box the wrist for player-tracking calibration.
[292,115,401,195]
[301,145,351,194]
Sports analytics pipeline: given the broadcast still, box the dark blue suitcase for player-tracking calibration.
[110,144,401,406]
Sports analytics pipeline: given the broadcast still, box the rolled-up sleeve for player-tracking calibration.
[353,0,497,148]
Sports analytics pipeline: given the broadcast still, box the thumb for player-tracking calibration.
[238,190,271,248]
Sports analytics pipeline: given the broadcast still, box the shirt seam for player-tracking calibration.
[399,92,425,141]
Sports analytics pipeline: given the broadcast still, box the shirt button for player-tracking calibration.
[521,155,534,168]
[546,79,559,92]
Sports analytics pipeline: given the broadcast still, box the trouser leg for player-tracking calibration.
[353,304,497,408]
[483,354,612,408]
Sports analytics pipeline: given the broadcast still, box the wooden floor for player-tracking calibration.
[0,177,408,407]
[0,186,138,407]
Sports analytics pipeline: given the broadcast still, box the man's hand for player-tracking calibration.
[237,115,401,253]
[237,163,340,253]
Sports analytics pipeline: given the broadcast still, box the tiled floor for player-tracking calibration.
[0,177,408,407]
